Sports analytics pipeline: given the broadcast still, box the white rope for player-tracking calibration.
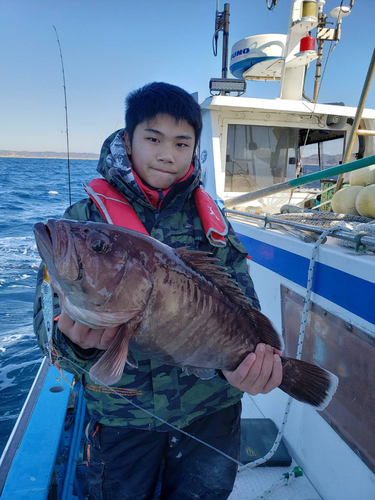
[252,467,299,500]
[239,227,339,476]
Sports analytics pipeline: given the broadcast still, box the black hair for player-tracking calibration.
[125,82,202,149]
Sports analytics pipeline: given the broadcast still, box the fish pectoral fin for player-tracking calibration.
[182,366,217,380]
[89,322,137,386]
[126,349,138,369]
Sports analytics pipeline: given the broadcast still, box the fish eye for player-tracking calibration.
[92,240,109,253]
[88,233,111,254]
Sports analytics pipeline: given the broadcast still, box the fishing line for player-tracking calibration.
[47,355,303,498]
[54,354,247,468]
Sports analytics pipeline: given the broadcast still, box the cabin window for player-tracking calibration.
[299,132,345,188]
[225,124,346,192]
[225,125,298,192]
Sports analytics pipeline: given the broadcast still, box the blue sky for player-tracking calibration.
[1,0,374,154]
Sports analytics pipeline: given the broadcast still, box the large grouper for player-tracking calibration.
[34,219,338,410]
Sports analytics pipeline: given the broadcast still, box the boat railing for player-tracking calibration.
[225,209,375,249]
[224,154,375,209]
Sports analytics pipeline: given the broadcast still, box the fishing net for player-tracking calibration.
[274,205,375,249]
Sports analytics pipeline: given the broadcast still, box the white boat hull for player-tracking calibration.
[231,216,375,500]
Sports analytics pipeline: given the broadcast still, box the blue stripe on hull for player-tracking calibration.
[238,234,375,325]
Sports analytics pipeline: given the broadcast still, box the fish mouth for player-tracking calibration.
[34,222,53,260]
[34,220,80,281]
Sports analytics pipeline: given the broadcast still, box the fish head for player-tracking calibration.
[33,219,153,325]
[34,219,81,283]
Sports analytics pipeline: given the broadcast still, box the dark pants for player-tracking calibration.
[86,401,241,500]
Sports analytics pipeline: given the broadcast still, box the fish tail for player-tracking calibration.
[279,357,338,411]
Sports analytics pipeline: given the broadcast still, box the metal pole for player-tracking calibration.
[221,3,230,79]
[356,130,375,137]
[334,48,375,193]
[313,16,326,102]
[224,154,375,208]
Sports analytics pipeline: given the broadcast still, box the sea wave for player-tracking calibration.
[0,411,19,422]
[0,157,97,453]
[0,360,41,391]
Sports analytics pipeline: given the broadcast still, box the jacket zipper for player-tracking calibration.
[157,189,164,210]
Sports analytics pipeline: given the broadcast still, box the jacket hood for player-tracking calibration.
[96,129,201,209]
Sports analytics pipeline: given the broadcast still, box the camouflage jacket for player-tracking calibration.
[33,130,260,431]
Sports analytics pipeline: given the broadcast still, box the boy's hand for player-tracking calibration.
[222,344,283,395]
[58,309,120,350]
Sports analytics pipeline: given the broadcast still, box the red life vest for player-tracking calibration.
[84,178,228,247]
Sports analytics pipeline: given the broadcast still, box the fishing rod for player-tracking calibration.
[53,26,72,206]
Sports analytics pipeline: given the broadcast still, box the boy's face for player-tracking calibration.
[124,114,195,189]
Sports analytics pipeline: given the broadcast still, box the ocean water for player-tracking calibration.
[0,157,99,455]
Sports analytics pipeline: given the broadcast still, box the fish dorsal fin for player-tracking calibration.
[175,248,284,352]
[175,248,248,302]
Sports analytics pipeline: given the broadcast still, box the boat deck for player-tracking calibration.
[0,360,324,500]
[230,395,322,500]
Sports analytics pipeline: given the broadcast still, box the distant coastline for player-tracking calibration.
[0,150,99,160]
[0,151,341,165]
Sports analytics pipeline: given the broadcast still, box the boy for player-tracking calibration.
[34,82,282,500]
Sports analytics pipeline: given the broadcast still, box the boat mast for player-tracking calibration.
[279,0,317,100]
[313,1,326,102]
[220,3,230,79]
